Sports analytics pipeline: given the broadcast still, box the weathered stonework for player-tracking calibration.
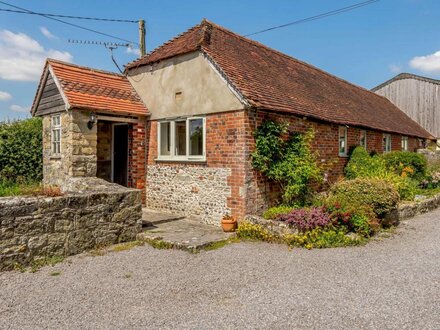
[43,110,97,186]
[398,193,440,221]
[0,178,142,271]
[146,165,231,225]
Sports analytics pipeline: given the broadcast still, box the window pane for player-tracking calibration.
[339,127,346,155]
[189,119,203,156]
[175,120,186,156]
[159,122,170,156]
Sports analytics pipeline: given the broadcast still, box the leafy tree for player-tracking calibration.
[0,118,43,183]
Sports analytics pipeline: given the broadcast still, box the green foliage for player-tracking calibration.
[262,205,295,220]
[252,120,322,204]
[0,118,43,183]
[236,222,277,242]
[381,151,427,180]
[344,146,419,201]
[284,226,363,249]
[328,178,399,217]
[345,146,387,179]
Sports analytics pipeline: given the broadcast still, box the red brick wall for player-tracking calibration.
[128,120,147,203]
[244,109,421,215]
[144,109,422,219]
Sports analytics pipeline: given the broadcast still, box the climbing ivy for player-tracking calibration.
[251,120,322,205]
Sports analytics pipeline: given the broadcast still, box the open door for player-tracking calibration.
[112,124,129,186]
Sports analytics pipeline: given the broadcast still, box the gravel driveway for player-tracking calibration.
[1,209,440,330]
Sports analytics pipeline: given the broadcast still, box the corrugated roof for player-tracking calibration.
[125,19,432,139]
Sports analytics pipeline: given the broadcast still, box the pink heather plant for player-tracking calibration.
[278,207,332,231]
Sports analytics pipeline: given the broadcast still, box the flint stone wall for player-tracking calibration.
[146,165,231,225]
[0,179,142,271]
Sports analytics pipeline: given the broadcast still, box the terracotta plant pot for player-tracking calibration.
[221,216,237,232]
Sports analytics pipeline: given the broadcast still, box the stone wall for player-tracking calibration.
[417,149,440,165]
[43,110,97,186]
[146,165,231,225]
[0,178,142,271]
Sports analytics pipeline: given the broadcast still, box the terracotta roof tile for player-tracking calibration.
[125,19,431,138]
[35,59,148,116]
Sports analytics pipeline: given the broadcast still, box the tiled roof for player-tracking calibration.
[125,19,431,139]
[33,59,148,116]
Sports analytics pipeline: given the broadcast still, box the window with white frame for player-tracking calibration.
[51,114,61,155]
[157,117,206,161]
[338,126,347,156]
[360,130,367,149]
[383,134,391,153]
[401,136,408,151]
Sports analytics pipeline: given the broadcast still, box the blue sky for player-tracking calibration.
[0,0,439,120]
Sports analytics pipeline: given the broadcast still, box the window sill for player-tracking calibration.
[338,154,348,158]
[155,157,207,163]
[49,155,61,160]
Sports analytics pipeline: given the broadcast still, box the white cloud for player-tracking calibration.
[409,50,440,74]
[40,26,58,40]
[10,104,29,113]
[0,91,12,101]
[389,64,402,74]
[0,29,73,81]
[126,45,140,56]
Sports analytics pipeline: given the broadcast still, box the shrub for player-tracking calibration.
[262,205,295,220]
[283,226,362,249]
[328,178,399,217]
[252,120,322,205]
[345,146,387,179]
[278,207,332,231]
[381,151,427,180]
[236,222,277,242]
[0,118,42,183]
[344,146,419,201]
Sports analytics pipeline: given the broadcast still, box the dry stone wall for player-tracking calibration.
[146,165,231,225]
[0,179,142,271]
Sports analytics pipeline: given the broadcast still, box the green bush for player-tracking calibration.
[252,120,322,205]
[344,146,420,201]
[262,205,295,220]
[345,146,387,179]
[328,178,399,217]
[283,226,362,249]
[0,118,42,183]
[381,151,427,180]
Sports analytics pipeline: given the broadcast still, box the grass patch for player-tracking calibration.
[11,255,66,273]
[111,241,145,252]
[49,271,61,276]
[414,187,440,198]
[0,180,62,197]
[201,237,240,251]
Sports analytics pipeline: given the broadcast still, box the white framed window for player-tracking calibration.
[360,130,367,149]
[51,114,61,155]
[383,134,391,153]
[401,136,408,151]
[338,126,347,156]
[157,116,206,161]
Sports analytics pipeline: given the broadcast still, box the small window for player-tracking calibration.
[51,114,61,155]
[401,136,408,151]
[159,122,171,156]
[383,134,391,153]
[157,117,206,161]
[360,130,367,149]
[339,126,347,156]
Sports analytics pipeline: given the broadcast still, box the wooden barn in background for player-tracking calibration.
[373,73,440,141]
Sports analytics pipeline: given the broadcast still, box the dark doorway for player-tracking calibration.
[112,124,129,186]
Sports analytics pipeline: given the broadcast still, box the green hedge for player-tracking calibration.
[381,151,427,180]
[0,118,43,183]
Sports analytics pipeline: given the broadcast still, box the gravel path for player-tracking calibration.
[1,210,440,330]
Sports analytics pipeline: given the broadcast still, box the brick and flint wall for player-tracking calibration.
[144,109,421,224]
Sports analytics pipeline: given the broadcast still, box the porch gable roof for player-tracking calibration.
[31,59,149,117]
